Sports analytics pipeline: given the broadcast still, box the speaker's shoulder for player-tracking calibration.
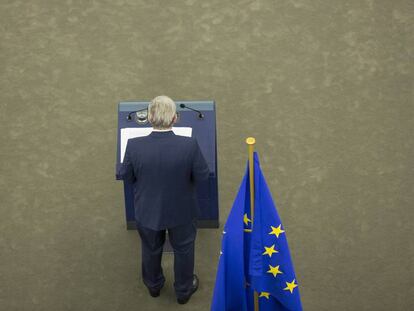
[127,136,150,146]
[173,135,196,143]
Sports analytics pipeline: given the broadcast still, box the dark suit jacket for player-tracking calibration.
[117,130,210,230]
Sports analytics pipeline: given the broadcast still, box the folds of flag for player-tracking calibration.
[211,152,303,311]
[210,164,249,311]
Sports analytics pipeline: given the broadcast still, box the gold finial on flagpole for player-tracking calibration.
[245,137,259,311]
[246,137,256,145]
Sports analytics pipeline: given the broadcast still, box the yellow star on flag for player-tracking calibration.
[267,264,283,277]
[243,214,252,226]
[262,244,278,257]
[283,279,298,293]
[259,292,270,299]
[269,225,285,238]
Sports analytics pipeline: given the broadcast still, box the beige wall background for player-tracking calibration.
[1,1,413,310]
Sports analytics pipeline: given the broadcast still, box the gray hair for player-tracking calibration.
[148,95,176,129]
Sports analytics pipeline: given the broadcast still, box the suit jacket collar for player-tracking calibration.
[149,130,175,138]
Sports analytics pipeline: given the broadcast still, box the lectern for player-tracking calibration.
[115,100,219,229]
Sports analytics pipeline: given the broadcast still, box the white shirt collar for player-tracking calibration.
[152,128,173,132]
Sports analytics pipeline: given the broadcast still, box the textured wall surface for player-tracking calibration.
[1,0,413,310]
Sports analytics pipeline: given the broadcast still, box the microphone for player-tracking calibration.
[179,104,204,119]
[126,107,148,121]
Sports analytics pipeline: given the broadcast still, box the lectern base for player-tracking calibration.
[126,219,219,230]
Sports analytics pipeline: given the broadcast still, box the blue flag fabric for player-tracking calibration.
[211,152,303,311]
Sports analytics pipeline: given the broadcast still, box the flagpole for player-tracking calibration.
[246,137,259,311]
[246,137,256,223]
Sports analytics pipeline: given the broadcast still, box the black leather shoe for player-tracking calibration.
[177,275,199,304]
[148,288,160,298]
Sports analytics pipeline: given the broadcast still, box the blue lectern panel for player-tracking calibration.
[116,101,219,229]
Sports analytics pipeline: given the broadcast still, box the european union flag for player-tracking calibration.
[211,152,303,311]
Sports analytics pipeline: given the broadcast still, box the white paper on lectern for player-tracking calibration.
[120,127,192,163]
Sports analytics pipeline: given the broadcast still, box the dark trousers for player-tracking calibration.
[136,220,197,299]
